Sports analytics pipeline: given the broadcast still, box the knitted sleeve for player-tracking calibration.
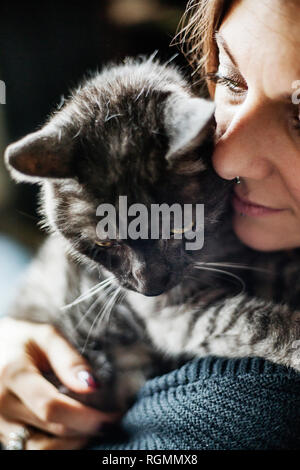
[92,356,300,450]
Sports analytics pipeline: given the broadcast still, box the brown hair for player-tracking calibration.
[177,0,234,96]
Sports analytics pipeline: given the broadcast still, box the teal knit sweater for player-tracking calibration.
[93,356,300,450]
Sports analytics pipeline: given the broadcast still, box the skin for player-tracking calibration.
[212,0,300,251]
[0,318,120,450]
[2,0,300,450]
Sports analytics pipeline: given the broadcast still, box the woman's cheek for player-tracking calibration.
[214,88,233,140]
[214,106,232,141]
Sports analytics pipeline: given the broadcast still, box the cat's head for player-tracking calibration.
[5,58,230,296]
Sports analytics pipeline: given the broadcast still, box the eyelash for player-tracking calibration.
[290,112,300,135]
[205,71,246,95]
[206,73,300,139]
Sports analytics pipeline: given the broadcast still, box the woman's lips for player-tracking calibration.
[232,192,286,217]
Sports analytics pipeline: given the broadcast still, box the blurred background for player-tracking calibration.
[0,0,187,314]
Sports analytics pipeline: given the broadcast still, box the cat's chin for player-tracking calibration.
[141,288,168,297]
[122,284,166,297]
[125,279,181,297]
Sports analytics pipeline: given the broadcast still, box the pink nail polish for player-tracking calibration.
[77,370,99,389]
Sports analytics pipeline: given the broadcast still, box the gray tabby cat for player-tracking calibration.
[4,56,300,413]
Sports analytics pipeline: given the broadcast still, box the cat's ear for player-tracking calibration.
[164,95,215,161]
[4,123,75,183]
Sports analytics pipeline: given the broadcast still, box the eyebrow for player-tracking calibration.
[214,31,238,67]
[214,32,300,106]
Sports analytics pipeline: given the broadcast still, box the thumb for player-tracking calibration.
[37,326,98,393]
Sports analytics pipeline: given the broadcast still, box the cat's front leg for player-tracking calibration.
[6,234,72,324]
[140,291,300,371]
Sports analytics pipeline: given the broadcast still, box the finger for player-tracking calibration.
[0,417,27,448]
[36,325,98,393]
[1,391,85,437]
[26,432,89,450]
[0,417,88,451]
[8,367,120,434]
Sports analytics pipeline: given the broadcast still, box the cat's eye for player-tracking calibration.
[95,240,114,248]
[171,220,194,235]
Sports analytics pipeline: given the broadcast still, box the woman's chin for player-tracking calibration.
[232,213,298,252]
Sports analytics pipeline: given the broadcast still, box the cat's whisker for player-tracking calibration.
[74,283,116,330]
[115,290,127,319]
[81,286,122,354]
[60,276,115,310]
[100,289,125,329]
[75,277,115,303]
[196,261,271,274]
[74,297,101,331]
[97,286,122,328]
[81,305,106,355]
[68,278,113,305]
[193,264,246,293]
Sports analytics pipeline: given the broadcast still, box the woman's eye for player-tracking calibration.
[290,107,300,135]
[206,71,247,96]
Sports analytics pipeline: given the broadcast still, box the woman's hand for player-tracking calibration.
[0,317,120,450]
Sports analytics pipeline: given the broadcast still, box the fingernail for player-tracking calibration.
[77,370,99,389]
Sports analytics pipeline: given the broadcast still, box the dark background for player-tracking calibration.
[0,0,187,252]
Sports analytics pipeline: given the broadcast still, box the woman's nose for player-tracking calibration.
[212,103,275,181]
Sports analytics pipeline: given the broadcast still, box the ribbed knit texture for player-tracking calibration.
[92,356,300,450]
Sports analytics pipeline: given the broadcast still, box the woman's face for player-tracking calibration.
[212,0,300,251]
